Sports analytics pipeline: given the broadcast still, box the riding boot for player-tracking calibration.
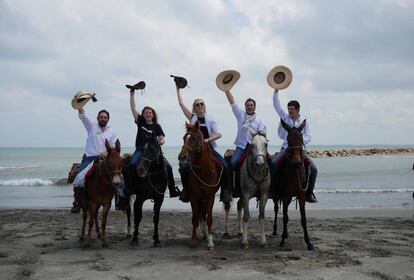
[71,187,82,214]
[167,165,181,198]
[232,171,241,198]
[219,169,232,203]
[306,166,318,203]
[179,175,190,203]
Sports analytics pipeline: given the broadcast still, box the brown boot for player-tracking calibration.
[71,187,83,213]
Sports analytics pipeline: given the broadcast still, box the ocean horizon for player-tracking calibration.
[0,145,413,211]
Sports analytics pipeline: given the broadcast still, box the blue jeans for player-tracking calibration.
[230,146,246,171]
[129,147,142,167]
[271,148,318,193]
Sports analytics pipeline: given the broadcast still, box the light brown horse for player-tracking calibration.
[272,119,313,250]
[79,139,123,247]
[178,122,221,251]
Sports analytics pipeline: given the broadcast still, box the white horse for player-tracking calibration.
[224,132,270,249]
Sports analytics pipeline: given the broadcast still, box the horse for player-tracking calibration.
[79,139,123,248]
[178,122,221,251]
[123,134,168,247]
[272,119,314,250]
[224,132,270,249]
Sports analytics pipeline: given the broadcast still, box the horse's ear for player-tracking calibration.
[105,139,111,152]
[298,119,306,132]
[185,122,192,131]
[280,118,291,132]
[115,139,121,153]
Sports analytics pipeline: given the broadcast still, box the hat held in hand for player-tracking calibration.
[216,70,240,92]
[267,65,292,90]
[71,91,97,110]
[170,75,188,89]
[126,81,146,90]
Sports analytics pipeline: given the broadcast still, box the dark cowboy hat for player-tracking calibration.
[170,75,188,89]
[125,81,146,90]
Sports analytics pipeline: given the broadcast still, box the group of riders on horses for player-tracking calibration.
[70,67,318,214]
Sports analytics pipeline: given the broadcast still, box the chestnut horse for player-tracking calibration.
[178,122,221,251]
[272,119,313,250]
[80,139,123,248]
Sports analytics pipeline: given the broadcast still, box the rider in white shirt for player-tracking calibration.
[271,89,318,203]
[71,108,117,213]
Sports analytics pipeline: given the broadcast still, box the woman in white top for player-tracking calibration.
[176,85,231,203]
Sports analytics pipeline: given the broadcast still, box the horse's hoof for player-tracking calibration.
[260,242,267,248]
[307,243,314,251]
[223,232,230,238]
[131,239,138,246]
[279,241,285,247]
[97,234,101,239]
[102,241,109,248]
[190,242,198,249]
[82,241,90,249]
[126,234,132,238]
[79,236,84,242]
[153,241,162,248]
[207,245,215,252]
[238,232,242,236]
[241,243,249,250]
[272,230,277,236]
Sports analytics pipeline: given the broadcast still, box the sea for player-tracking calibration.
[1,146,414,211]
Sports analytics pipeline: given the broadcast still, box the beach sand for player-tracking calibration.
[0,208,413,280]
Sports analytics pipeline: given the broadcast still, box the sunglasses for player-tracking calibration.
[195,102,204,107]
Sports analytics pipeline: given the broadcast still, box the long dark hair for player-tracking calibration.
[141,106,158,124]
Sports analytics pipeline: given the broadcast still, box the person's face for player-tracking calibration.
[143,108,154,123]
[288,106,299,119]
[97,113,109,127]
[194,99,205,114]
[245,101,255,115]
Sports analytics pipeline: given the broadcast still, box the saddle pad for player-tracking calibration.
[86,165,97,179]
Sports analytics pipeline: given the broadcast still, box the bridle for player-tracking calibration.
[98,152,123,191]
[246,133,269,185]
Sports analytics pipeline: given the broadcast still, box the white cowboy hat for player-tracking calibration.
[216,70,240,92]
[266,65,293,90]
[71,91,97,110]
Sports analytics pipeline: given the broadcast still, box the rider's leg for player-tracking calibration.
[71,156,96,214]
[230,147,245,198]
[164,158,181,198]
[179,165,190,203]
[212,147,231,203]
[304,151,318,203]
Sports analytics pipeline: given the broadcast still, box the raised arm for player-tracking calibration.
[176,86,192,120]
[129,89,139,121]
[224,90,235,105]
[78,108,93,131]
[272,90,288,119]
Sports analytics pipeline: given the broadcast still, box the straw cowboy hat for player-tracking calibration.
[266,65,293,90]
[216,70,240,92]
[170,75,188,89]
[71,91,97,110]
[126,81,146,90]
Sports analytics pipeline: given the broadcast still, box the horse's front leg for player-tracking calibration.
[100,203,111,247]
[258,192,268,247]
[126,194,136,238]
[152,196,164,247]
[94,205,101,239]
[79,208,87,243]
[132,198,143,246]
[299,196,313,250]
[85,203,96,247]
[223,201,231,237]
[190,198,199,248]
[206,190,217,251]
[241,193,250,249]
[272,196,279,236]
[236,198,243,236]
[280,198,291,247]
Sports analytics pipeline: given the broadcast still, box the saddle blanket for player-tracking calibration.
[73,161,94,188]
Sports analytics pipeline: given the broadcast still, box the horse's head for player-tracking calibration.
[178,122,204,166]
[250,131,268,167]
[281,118,306,166]
[137,133,162,178]
[104,139,124,187]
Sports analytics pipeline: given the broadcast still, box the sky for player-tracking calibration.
[0,0,413,148]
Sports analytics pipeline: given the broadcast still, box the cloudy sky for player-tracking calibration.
[1,0,413,148]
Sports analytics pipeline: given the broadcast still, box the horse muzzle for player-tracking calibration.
[112,174,122,187]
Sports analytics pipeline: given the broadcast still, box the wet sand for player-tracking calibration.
[0,208,413,280]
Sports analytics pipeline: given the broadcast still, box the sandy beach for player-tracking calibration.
[0,207,413,280]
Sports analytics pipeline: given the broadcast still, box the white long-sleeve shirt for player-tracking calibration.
[190,113,219,149]
[79,111,117,157]
[273,91,311,149]
[231,103,266,149]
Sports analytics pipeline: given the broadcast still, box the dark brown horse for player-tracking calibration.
[178,122,221,251]
[80,139,123,247]
[272,119,314,250]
